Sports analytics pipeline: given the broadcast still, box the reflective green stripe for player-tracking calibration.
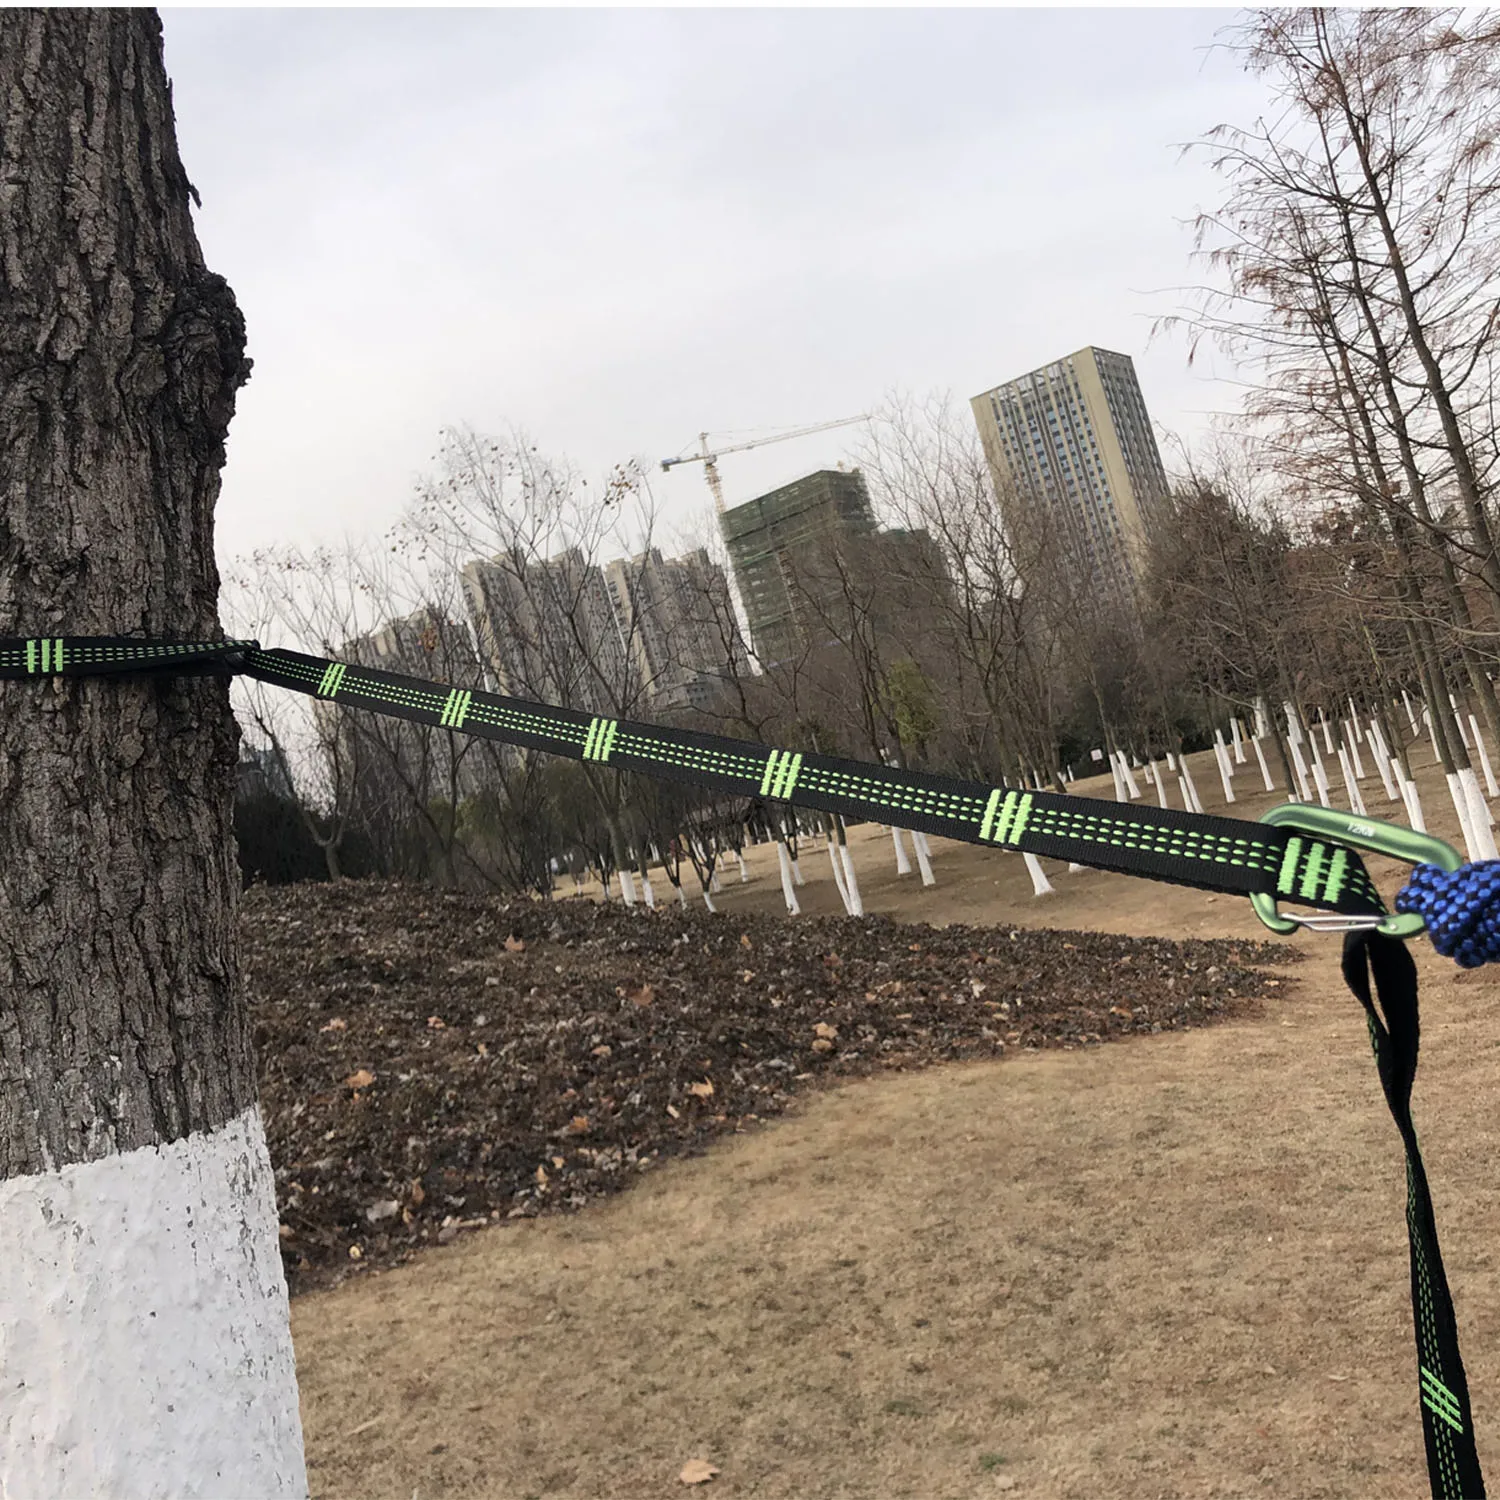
[582,717,618,762]
[440,689,472,729]
[1010,792,1032,845]
[25,640,36,675]
[1278,836,1303,895]
[990,790,1032,847]
[1421,1367,1465,1433]
[979,789,1003,842]
[53,639,64,673]
[1299,842,1325,902]
[992,791,1019,843]
[1323,846,1348,904]
[759,750,780,797]
[773,751,802,799]
[316,662,346,698]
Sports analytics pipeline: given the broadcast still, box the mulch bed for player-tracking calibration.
[246,880,1298,1296]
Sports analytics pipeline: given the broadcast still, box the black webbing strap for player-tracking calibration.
[1343,933,1485,1499]
[4,634,1482,1495]
[0,636,1385,918]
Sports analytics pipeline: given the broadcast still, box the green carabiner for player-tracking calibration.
[1249,802,1463,939]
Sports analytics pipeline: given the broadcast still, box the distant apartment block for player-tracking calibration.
[719,469,879,666]
[333,605,488,802]
[601,547,748,713]
[970,346,1170,586]
[461,545,629,715]
[346,605,482,684]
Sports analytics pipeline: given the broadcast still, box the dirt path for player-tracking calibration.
[291,748,1500,1498]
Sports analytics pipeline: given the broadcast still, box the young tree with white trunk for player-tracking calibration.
[0,10,306,1494]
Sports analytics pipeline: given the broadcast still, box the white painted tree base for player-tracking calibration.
[1471,716,1500,798]
[0,1105,307,1499]
[911,830,936,887]
[777,842,801,915]
[827,838,850,910]
[891,826,913,876]
[1336,747,1367,816]
[1251,736,1274,792]
[1023,851,1054,896]
[839,844,865,915]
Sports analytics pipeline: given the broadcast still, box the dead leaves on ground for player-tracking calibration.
[247,881,1293,1292]
[679,1458,720,1484]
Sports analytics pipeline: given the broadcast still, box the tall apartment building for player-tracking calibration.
[601,547,748,713]
[460,545,630,715]
[970,346,1170,587]
[347,606,482,684]
[331,606,489,805]
[719,469,879,667]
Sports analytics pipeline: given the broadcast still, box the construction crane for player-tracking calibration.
[661,414,869,515]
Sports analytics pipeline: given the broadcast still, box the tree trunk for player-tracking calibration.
[0,12,306,1494]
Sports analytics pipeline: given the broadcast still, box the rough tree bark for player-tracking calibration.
[0,11,306,1494]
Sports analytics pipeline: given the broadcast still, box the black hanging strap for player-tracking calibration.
[1342,931,1485,1499]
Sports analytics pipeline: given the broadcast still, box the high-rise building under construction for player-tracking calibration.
[719,469,878,667]
[970,346,1170,587]
[720,468,953,671]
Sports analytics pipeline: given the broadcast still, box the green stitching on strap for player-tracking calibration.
[1323,846,1349,905]
[316,662,347,698]
[1422,1366,1465,1434]
[28,639,64,674]
[440,689,472,729]
[759,749,803,800]
[780,751,803,799]
[759,750,784,797]
[583,716,618,762]
[1010,792,1032,845]
[1299,841,1325,902]
[1278,836,1303,896]
[986,790,1032,847]
[978,788,1003,842]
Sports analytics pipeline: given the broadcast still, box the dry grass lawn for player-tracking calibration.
[291,745,1500,1499]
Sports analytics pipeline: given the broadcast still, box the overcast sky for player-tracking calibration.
[162,7,1272,569]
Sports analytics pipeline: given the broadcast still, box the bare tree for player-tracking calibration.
[858,392,1075,785]
[407,428,668,901]
[1176,6,1500,821]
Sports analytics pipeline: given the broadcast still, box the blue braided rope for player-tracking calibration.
[1396,860,1500,968]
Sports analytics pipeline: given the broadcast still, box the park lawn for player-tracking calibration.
[287,746,1500,1499]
